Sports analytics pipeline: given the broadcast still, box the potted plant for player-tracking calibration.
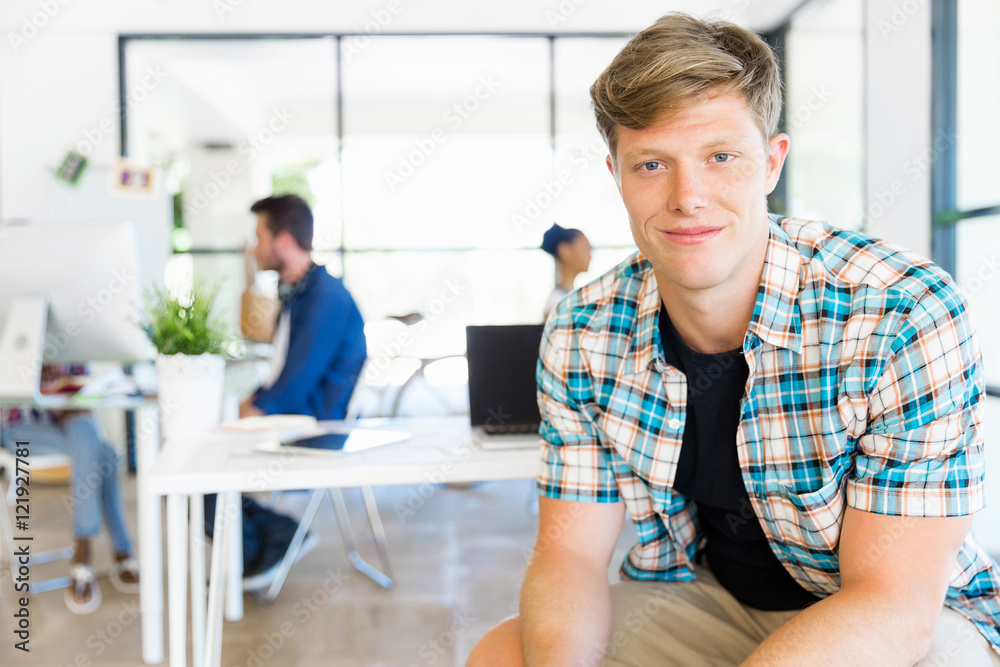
[138,280,231,441]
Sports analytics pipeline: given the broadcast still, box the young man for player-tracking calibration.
[205,194,368,590]
[470,13,1000,666]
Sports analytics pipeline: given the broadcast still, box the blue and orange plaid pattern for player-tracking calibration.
[537,215,1000,652]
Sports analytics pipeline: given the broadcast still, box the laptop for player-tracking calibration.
[466,324,545,449]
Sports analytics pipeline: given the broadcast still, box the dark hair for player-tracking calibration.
[541,223,583,258]
[250,194,313,251]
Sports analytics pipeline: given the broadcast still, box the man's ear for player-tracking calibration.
[606,154,622,196]
[764,132,790,196]
[274,229,294,250]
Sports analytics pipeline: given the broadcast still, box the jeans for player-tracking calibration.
[203,493,299,576]
[2,414,133,555]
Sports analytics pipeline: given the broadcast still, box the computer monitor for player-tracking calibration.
[0,219,151,402]
[466,324,544,434]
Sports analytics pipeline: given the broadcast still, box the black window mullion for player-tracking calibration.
[931,0,959,278]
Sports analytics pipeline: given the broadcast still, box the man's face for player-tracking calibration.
[608,91,788,293]
[254,214,280,272]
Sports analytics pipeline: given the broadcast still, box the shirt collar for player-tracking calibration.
[748,217,806,355]
[629,216,806,375]
[278,262,318,305]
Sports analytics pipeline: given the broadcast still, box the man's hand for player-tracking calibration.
[239,396,264,419]
[742,505,972,665]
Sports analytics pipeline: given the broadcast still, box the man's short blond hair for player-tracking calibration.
[590,13,782,160]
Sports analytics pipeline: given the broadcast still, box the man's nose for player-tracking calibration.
[667,163,709,215]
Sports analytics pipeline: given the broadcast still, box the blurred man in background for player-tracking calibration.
[206,194,367,591]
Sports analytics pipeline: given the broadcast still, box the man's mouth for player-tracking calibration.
[658,226,723,245]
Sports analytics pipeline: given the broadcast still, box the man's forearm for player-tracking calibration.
[520,552,614,667]
[742,585,933,666]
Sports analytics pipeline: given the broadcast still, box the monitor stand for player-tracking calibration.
[0,296,59,406]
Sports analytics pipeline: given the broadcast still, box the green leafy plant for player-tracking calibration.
[138,280,231,356]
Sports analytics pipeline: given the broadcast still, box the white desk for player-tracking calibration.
[0,394,164,664]
[146,416,541,667]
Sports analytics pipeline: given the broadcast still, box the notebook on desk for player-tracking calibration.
[465,324,544,450]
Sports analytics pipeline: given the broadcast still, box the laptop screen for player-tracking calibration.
[466,324,544,433]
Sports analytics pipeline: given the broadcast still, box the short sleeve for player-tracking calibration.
[847,287,986,517]
[536,307,621,503]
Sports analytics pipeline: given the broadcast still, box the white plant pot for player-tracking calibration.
[156,352,226,442]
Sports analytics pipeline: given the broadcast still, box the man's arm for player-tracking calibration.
[521,495,626,667]
[743,503,972,665]
[745,277,985,665]
[524,303,629,666]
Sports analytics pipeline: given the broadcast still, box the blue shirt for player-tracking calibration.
[252,266,366,420]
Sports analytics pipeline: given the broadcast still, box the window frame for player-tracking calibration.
[117,26,790,260]
[931,0,1000,398]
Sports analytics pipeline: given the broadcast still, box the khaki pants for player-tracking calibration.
[599,566,1000,667]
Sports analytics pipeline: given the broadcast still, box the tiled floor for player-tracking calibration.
[0,474,637,666]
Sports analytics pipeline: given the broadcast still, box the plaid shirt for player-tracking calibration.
[537,216,1000,653]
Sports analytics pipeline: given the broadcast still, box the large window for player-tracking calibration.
[783,0,865,229]
[124,19,867,335]
[953,0,1000,391]
[122,34,633,332]
[553,39,637,247]
[932,0,1000,391]
[955,0,1000,213]
[124,38,340,333]
[932,0,1000,555]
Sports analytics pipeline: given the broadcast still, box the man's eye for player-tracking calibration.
[712,153,733,163]
[641,161,661,171]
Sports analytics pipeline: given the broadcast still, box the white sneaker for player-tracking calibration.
[65,563,102,615]
[110,556,141,594]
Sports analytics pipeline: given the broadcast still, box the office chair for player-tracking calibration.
[0,435,80,595]
[256,359,395,603]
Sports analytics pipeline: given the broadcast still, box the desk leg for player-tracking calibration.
[137,405,164,665]
[225,492,242,622]
[167,494,189,667]
[189,494,206,667]
[219,395,243,623]
[205,491,233,667]
[262,488,325,602]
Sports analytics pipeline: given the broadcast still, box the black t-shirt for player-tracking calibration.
[659,304,822,611]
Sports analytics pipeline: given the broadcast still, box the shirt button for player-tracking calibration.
[668,418,681,430]
[652,503,664,513]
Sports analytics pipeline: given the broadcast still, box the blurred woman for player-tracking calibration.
[541,223,592,320]
[0,364,138,614]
